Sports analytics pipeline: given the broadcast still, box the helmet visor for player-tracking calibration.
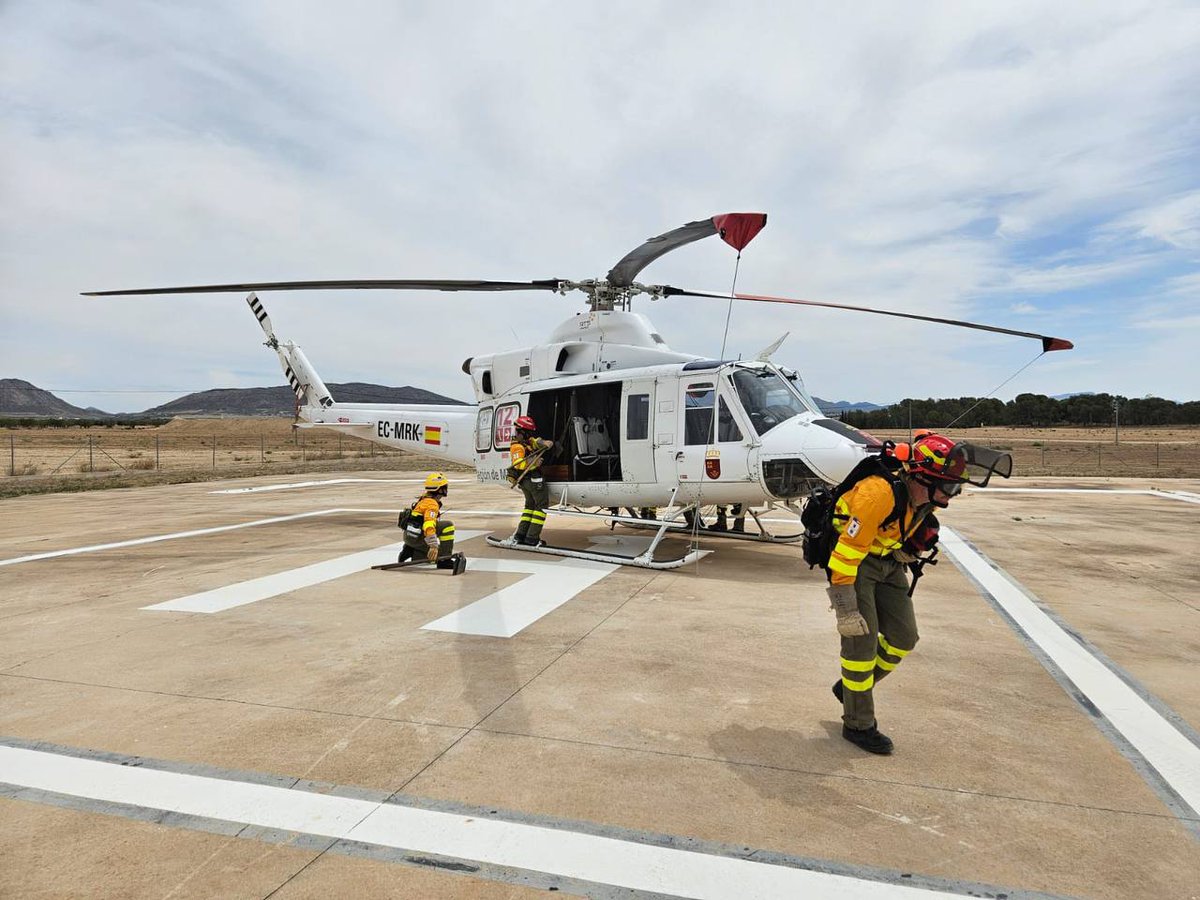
[950,443,1013,487]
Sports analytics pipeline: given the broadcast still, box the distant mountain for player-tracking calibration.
[0,379,109,418]
[142,382,466,417]
[813,397,884,414]
[0,379,467,418]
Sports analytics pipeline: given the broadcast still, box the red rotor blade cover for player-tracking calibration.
[712,213,767,252]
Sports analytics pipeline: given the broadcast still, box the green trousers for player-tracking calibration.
[839,554,920,730]
[400,519,456,561]
[515,473,549,541]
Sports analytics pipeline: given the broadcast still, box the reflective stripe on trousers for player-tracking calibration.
[839,554,919,731]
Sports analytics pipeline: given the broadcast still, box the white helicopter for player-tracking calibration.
[87,213,1072,569]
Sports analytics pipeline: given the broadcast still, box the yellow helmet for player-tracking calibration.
[424,472,449,491]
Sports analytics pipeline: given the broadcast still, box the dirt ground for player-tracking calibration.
[2,420,1198,492]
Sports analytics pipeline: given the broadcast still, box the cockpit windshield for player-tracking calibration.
[730,365,819,435]
[776,366,823,415]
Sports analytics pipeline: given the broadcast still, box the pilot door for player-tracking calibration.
[675,377,749,490]
[620,380,655,482]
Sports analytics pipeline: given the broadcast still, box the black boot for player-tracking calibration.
[397,545,413,564]
[842,723,893,755]
[832,679,844,703]
[437,554,467,575]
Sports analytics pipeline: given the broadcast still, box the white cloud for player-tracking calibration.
[2,0,1198,410]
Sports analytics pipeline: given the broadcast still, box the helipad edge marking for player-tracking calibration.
[940,526,1200,821]
[0,744,995,899]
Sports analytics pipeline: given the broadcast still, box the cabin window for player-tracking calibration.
[481,371,493,395]
[475,407,493,452]
[717,397,742,442]
[684,383,715,445]
[626,394,650,441]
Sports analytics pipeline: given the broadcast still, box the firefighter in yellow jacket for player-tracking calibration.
[826,432,1009,754]
[508,414,554,545]
[398,472,464,573]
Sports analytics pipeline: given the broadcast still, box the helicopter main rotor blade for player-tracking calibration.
[663,287,1074,352]
[606,213,767,287]
[83,278,562,297]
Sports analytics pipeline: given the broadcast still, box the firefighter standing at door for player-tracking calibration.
[508,415,554,545]
[824,432,1011,755]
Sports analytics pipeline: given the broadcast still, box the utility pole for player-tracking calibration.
[1112,397,1120,445]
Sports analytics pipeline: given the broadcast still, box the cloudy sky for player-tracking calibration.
[2,1,1198,412]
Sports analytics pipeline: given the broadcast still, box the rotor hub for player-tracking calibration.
[558,279,664,312]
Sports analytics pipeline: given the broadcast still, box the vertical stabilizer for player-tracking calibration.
[246,293,334,411]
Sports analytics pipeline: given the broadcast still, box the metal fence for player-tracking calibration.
[3,429,407,477]
[4,431,1199,478]
[1004,440,1200,476]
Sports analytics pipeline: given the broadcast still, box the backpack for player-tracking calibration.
[396,501,417,530]
[801,447,907,572]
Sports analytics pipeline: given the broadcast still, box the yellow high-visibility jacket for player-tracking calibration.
[410,495,443,537]
[827,475,931,586]
[509,437,550,473]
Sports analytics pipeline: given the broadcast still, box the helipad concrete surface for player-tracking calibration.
[1,472,1197,899]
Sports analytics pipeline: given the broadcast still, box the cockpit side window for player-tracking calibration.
[717,397,742,442]
[731,368,810,435]
[684,382,714,445]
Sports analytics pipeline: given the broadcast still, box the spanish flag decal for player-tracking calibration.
[424,426,442,446]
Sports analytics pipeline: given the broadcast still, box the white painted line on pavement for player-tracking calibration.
[0,744,964,899]
[0,510,345,569]
[143,531,487,613]
[941,526,1200,818]
[0,510,511,569]
[210,478,470,494]
[421,556,616,637]
[973,487,1200,504]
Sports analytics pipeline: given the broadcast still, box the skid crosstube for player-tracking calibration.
[615,519,802,543]
[485,535,707,570]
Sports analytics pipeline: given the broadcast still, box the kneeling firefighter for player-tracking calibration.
[398,472,466,574]
[805,432,1011,755]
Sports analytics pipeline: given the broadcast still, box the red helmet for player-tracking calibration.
[514,415,536,432]
[906,432,967,482]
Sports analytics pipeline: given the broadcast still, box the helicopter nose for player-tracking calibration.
[756,416,872,497]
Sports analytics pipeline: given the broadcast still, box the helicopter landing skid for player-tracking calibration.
[485,535,709,570]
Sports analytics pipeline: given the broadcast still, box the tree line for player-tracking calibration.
[837,394,1200,429]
